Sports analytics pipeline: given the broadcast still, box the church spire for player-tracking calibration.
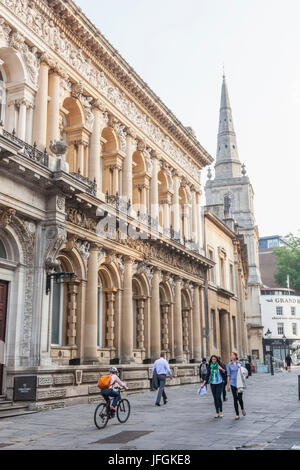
[215,74,242,179]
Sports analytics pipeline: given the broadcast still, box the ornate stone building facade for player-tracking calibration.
[0,0,250,408]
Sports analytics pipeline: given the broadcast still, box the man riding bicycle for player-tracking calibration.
[100,367,128,412]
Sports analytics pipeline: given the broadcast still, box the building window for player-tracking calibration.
[276,307,283,315]
[291,307,296,316]
[0,239,7,259]
[277,323,284,335]
[292,323,297,335]
[211,309,217,346]
[220,257,225,288]
[51,279,64,346]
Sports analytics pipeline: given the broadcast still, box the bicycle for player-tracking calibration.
[94,386,131,429]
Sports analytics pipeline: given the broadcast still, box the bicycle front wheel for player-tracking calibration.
[117,398,131,423]
[94,403,109,429]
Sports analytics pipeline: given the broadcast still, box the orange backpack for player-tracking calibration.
[97,374,112,390]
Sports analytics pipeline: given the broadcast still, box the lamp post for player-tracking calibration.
[265,329,274,376]
[282,334,287,366]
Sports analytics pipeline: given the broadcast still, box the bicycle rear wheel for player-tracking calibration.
[94,403,109,429]
[117,398,130,423]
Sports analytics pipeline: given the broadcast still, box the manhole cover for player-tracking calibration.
[93,430,153,444]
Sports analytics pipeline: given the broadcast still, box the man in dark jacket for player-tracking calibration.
[219,356,228,401]
[199,358,208,382]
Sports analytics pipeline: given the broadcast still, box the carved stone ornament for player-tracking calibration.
[75,239,90,272]
[44,225,67,270]
[0,17,11,42]
[0,208,16,229]
[67,208,97,232]
[120,238,204,278]
[72,82,84,99]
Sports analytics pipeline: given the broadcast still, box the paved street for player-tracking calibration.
[0,368,300,450]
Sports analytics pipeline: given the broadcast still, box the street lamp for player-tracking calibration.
[282,334,287,363]
[265,329,274,376]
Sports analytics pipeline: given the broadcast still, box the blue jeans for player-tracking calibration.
[156,374,167,404]
[210,383,223,413]
[101,389,120,408]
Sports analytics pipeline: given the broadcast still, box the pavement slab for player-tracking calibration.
[0,368,300,450]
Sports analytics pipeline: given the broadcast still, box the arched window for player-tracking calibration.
[0,239,7,259]
[0,69,6,124]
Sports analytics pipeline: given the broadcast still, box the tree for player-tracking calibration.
[274,232,300,295]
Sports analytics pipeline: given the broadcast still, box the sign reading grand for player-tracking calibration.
[265,297,300,304]
[14,376,37,402]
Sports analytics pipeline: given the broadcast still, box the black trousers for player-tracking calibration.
[222,381,227,400]
[231,385,244,415]
[210,383,223,413]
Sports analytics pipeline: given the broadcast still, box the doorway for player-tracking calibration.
[0,281,8,394]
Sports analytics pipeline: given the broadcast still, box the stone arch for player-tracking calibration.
[159,281,173,357]
[97,260,121,355]
[132,151,149,213]
[101,126,122,196]
[50,248,83,356]
[158,170,171,229]
[0,46,35,141]
[61,97,88,174]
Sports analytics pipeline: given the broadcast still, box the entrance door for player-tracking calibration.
[0,281,8,394]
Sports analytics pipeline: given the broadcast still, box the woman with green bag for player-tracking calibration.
[200,355,226,418]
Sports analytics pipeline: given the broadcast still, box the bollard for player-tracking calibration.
[299,375,300,401]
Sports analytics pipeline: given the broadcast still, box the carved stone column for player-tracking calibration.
[161,304,170,351]
[104,291,115,349]
[121,256,134,363]
[192,285,202,361]
[48,69,61,146]
[32,56,50,149]
[83,244,99,363]
[137,298,145,350]
[174,277,183,362]
[26,102,34,144]
[122,128,136,202]
[150,152,159,224]
[89,99,106,198]
[151,268,161,361]
[16,99,27,141]
[172,173,181,235]
[196,192,203,250]
[182,308,190,353]
[67,280,80,347]
[192,189,198,244]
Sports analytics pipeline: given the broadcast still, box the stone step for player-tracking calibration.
[0,404,29,413]
[0,400,13,408]
[0,409,37,419]
[0,395,6,401]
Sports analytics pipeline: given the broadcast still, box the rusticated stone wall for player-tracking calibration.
[6,364,200,411]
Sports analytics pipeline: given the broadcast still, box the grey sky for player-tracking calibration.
[75,0,300,237]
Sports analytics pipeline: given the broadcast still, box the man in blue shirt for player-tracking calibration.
[152,353,173,406]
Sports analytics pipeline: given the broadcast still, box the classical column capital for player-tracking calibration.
[71,82,84,99]
[137,139,147,152]
[124,255,135,265]
[92,98,106,112]
[126,127,137,140]
[40,52,56,68]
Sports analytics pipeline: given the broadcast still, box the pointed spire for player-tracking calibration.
[215,74,242,179]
